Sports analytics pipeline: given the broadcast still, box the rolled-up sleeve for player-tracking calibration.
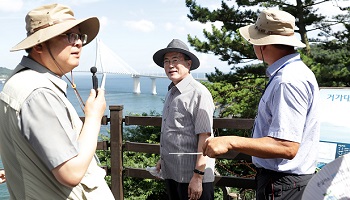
[269,82,307,143]
[20,88,79,170]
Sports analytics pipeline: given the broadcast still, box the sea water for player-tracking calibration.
[0,73,171,198]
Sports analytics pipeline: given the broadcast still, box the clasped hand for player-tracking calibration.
[202,137,230,158]
[0,170,6,184]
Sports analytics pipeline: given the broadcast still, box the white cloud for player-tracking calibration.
[315,1,349,17]
[164,22,174,31]
[187,20,223,33]
[124,19,155,32]
[163,21,187,35]
[0,0,23,12]
[71,0,101,4]
[175,14,223,34]
[99,16,109,28]
[162,14,223,38]
[50,0,103,6]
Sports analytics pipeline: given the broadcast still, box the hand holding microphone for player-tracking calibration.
[90,67,98,96]
[85,67,105,117]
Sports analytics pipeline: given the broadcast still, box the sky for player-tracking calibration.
[0,0,348,75]
[0,0,234,74]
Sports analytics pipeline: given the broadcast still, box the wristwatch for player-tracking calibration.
[193,169,205,175]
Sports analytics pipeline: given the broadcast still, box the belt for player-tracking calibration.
[256,167,315,176]
[256,168,313,191]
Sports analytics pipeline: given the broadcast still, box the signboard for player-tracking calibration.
[303,153,350,199]
[317,88,350,168]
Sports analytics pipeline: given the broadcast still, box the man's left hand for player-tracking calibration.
[188,174,203,200]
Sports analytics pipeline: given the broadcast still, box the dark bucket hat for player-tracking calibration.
[153,39,200,70]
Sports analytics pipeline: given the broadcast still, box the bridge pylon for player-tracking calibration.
[151,78,157,95]
[132,75,141,94]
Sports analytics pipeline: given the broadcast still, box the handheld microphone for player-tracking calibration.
[90,67,98,95]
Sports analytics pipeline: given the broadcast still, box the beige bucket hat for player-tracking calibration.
[239,9,306,48]
[11,3,99,52]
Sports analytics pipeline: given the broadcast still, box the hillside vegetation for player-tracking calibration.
[0,67,12,77]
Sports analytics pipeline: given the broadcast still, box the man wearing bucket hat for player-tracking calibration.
[153,39,215,200]
[203,10,320,199]
[0,3,114,199]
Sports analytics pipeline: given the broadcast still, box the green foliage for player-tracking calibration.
[96,131,112,186]
[122,150,166,200]
[122,111,168,200]
[304,41,350,87]
[186,0,350,59]
[0,67,12,78]
[123,176,167,200]
[98,110,241,199]
[184,1,350,198]
[123,111,161,144]
[186,0,257,65]
[203,62,266,118]
[188,0,350,56]
[186,0,350,116]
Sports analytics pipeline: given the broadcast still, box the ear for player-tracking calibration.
[261,45,269,51]
[33,44,43,52]
[186,60,192,70]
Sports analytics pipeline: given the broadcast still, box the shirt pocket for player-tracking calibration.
[258,95,271,118]
[169,107,184,128]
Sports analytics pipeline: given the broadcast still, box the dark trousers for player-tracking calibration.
[255,168,313,200]
[165,179,214,200]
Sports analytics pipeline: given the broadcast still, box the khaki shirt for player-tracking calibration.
[0,56,114,199]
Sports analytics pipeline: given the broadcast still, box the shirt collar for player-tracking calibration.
[16,56,68,94]
[266,53,300,78]
[167,74,193,94]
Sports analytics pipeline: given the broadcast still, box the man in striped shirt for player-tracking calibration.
[153,39,215,200]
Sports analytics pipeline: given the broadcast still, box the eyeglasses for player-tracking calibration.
[163,58,185,67]
[60,33,88,45]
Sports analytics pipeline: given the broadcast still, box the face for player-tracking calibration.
[40,26,84,76]
[163,52,191,85]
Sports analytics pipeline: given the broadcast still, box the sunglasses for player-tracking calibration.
[60,33,88,45]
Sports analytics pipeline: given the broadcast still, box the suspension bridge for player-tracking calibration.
[74,39,207,95]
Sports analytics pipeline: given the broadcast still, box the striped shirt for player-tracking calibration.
[160,74,215,183]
